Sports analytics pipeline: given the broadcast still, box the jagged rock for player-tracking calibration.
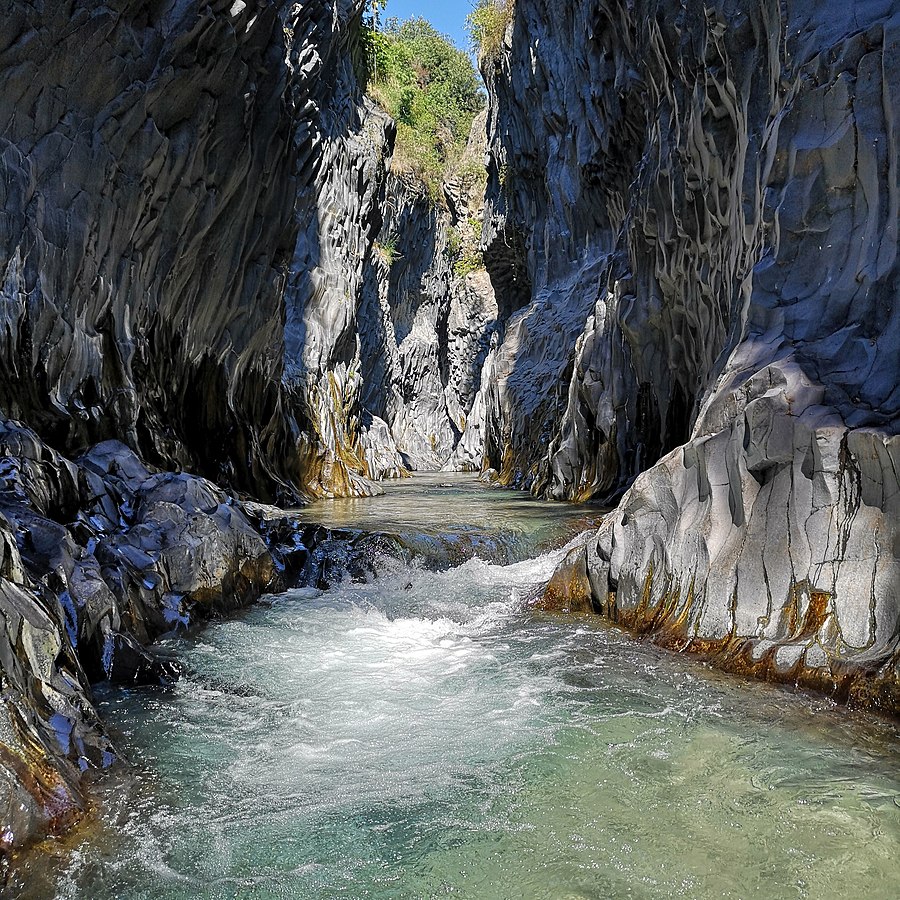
[0,0,311,501]
[533,543,595,615]
[484,0,898,710]
[359,414,408,481]
[0,0,494,857]
[0,419,287,853]
[282,17,495,492]
[2,0,896,867]
[359,173,494,472]
[0,0,495,504]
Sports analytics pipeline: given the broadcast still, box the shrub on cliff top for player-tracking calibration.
[362,11,485,200]
[467,0,514,62]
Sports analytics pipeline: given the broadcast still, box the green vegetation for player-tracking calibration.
[455,154,489,197]
[453,243,484,279]
[361,7,485,199]
[374,234,399,267]
[466,0,514,61]
[447,221,484,279]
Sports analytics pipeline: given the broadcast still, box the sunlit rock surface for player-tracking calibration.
[359,173,497,474]
[478,0,898,708]
[282,10,495,492]
[0,419,281,851]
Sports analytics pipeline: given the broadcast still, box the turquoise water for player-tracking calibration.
[19,477,900,899]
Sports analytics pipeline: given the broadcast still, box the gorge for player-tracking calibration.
[0,0,898,893]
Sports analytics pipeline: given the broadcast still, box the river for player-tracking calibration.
[20,476,900,899]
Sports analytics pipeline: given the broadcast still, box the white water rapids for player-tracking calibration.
[17,476,899,899]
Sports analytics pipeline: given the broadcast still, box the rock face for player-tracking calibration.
[0,419,277,853]
[0,0,304,501]
[0,0,496,855]
[480,0,898,709]
[359,172,498,474]
[280,9,496,494]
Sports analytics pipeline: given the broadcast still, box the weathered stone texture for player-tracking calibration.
[483,0,899,708]
[280,13,496,493]
[0,0,309,500]
[359,173,497,474]
[0,1,498,851]
[0,418,279,852]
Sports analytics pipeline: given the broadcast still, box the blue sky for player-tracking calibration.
[382,0,474,49]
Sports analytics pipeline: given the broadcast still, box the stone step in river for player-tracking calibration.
[15,476,900,899]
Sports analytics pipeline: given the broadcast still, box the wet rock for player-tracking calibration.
[533,544,595,615]
[483,0,899,710]
[0,420,284,853]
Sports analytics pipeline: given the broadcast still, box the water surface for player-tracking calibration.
[21,476,900,899]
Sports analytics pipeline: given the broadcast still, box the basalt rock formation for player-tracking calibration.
[359,170,497,475]
[0,0,491,504]
[0,0,309,856]
[0,414,390,855]
[472,0,898,709]
[281,9,495,494]
[0,0,305,501]
[0,420,275,854]
[2,0,898,868]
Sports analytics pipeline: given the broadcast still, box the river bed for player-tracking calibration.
[18,476,900,899]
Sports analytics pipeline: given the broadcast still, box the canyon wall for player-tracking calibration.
[0,0,489,504]
[0,0,306,501]
[474,0,899,708]
[0,0,491,854]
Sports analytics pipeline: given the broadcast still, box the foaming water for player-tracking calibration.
[20,478,899,899]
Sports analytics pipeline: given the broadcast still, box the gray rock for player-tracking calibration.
[0,419,281,852]
[0,0,309,502]
[484,0,898,709]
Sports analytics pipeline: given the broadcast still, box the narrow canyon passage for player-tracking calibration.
[1,0,898,888]
[21,479,899,900]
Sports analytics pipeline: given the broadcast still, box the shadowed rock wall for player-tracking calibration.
[0,0,317,853]
[476,0,899,709]
[0,0,312,500]
[0,0,491,493]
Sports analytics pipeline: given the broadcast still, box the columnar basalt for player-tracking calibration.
[476,0,898,709]
[0,0,312,501]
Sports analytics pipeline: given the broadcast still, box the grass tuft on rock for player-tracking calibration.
[467,0,514,62]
